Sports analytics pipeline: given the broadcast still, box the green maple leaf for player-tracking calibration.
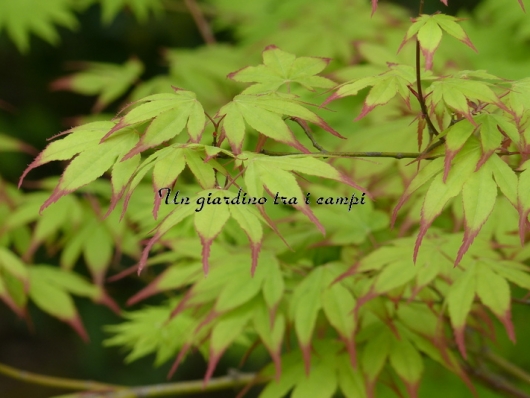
[51,59,144,112]
[242,152,368,233]
[0,0,78,52]
[399,14,476,70]
[218,92,343,154]
[228,45,335,93]
[92,0,163,23]
[323,64,418,120]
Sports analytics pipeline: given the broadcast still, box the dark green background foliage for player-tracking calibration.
[1,1,530,398]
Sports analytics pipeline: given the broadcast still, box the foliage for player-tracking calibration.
[1,0,530,397]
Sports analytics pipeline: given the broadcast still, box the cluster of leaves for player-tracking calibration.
[0,0,162,52]
[2,0,530,397]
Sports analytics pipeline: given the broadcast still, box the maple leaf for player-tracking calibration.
[228,45,335,93]
[103,89,206,156]
[51,59,144,112]
[323,65,417,120]
[218,92,343,154]
[242,152,369,234]
[399,14,477,70]
[0,0,77,52]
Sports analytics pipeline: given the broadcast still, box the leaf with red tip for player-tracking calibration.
[447,262,477,359]
[506,78,530,121]
[261,254,284,311]
[426,78,504,125]
[244,157,324,234]
[83,221,114,285]
[389,337,424,398]
[443,119,475,182]
[290,357,338,398]
[490,154,518,207]
[326,66,415,120]
[19,121,115,188]
[337,354,367,398]
[0,247,29,283]
[51,59,143,112]
[432,14,477,52]
[104,90,205,148]
[194,191,231,275]
[40,129,139,212]
[228,199,264,276]
[518,161,530,244]
[456,163,497,266]
[415,141,481,261]
[0,133,37,154]
[29,267,91,340]
[371,0,378,15]
[392,157,445,225]
[205,299,256,385]
[259,351,305,398]
[417,19,443,70]
[128,262,202,306]
[228,46,334,93]
[373,259,417,295]
[289,267,324,374]
[362,326,392,388]
[218,93,313,154]
[253,303,285,381]
[475,264,515,342]
[321,281,357,366]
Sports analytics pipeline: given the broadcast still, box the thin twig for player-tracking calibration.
[415,0,439,140]
[0,361,263,398]
[51,373,263,398]
[0,362,124,392]
[462,363,530,398]
[258,150,443,159]
[289,117,328,152]
[184,0,216,45]
[484,350,530,386]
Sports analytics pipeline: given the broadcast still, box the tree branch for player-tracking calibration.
[462,363,530,398]
[0,362,124,391]
[184,0,216,45]
[484,350,530,386]
[415,0,439,140]
[0,361,262,398]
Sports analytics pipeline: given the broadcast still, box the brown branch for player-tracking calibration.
[184,0,216,45]
[0,362,124,392]
[289,117,328,152]
[462,363,530,398]
[415,0,439,140]
[484,350,530,386]
[0,361,263,398]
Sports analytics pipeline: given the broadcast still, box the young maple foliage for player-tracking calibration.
[6,0,530,397]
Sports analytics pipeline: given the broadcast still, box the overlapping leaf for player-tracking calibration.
[29,265,113,340]
[19,121,139,212]
[51,59,144,112]
[0,0,78,52]
[446,259,516,358]
[425,76,507,124]
[103,89,206,157]
[114,144,229,218]
[228,45,335,93]
[0,247,29,316]
[393,137,519,265]
[400,14,476,70]
[323,64,417,120]
[242,152,368,233]
[137,189,274,275]
[217,92,343,154]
